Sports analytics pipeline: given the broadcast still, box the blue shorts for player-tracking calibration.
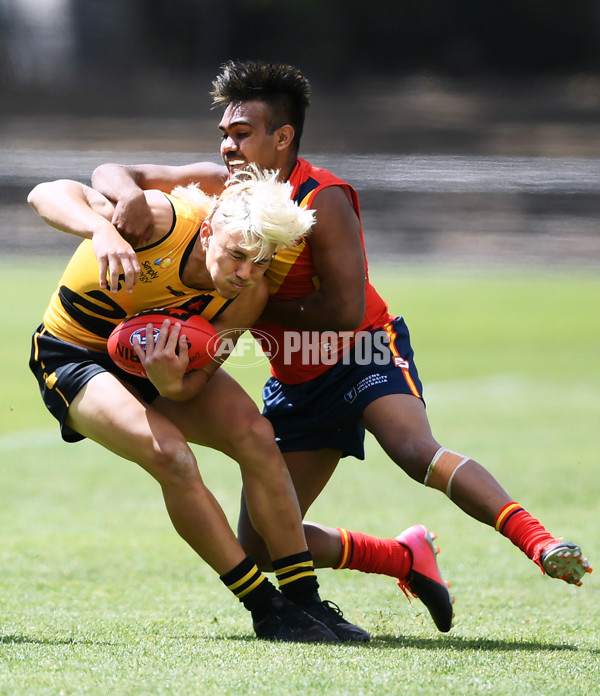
[29,325,159,443]
[262,316,424,460]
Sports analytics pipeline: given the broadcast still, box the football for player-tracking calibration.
[107,308,219,377]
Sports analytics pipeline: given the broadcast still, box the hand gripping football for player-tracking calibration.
[107,308,219,377]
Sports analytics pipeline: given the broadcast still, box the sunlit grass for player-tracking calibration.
[1,260,598,695]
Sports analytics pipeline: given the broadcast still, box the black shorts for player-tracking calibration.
[262,316,424,460]
[29,324,159,442]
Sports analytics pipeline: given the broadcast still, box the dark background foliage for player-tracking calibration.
[2,0,600,116]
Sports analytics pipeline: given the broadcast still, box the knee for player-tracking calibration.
[226,412,277,460]
[391,438,440,483]
[149,437,199,487]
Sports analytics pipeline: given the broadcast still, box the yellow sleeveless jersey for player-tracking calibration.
[43,193,232,351]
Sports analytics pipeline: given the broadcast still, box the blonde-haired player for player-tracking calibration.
[173,165,308,264]
[27,167,370,642]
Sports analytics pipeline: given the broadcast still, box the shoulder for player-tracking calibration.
[295,160,356,214]
[309,185,361,242]
[312,183,355,209]
[298,158,350,188]
[142,190,175,239]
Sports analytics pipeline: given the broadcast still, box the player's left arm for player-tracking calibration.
[258,185,366,330]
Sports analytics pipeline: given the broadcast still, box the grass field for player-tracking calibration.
[1,260,599,695]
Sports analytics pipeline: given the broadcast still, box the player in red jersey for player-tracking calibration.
[91,60,592,632]
[27,167,371,643]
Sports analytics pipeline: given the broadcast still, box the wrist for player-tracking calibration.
[122,187,146,205]
[158,383,186,401]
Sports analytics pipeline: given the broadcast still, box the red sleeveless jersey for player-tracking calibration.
[255,158,391,384]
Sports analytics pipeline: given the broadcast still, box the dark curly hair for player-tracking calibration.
[211,60,311,148]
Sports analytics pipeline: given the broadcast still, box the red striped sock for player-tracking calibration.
[495,502,560,570]
[335,528,412,580]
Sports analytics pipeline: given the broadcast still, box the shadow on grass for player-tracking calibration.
[0,634,113,646]
[3,632,597,656]
[174,632,599,655]
[369,634,593,653]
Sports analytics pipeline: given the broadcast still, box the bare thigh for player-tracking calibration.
[65,371,208,486]
[65,371,184,464]
[153,369,269,456]
[360,393,440,480]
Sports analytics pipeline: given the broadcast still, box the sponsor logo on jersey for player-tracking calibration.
[155,256,172,268]
[139,260,160,283]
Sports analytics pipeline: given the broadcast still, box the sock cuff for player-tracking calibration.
[495,501,524,532]
[273,550,316,588]
[219,555,255,585]
[220,556,269,599]
[335,527,353,569]
[272,549,313,572]
[494,502,557,567]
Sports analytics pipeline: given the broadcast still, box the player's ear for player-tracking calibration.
[200,220,212,248]
[275,125,295,151]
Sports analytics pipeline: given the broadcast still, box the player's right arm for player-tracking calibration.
[91,161,228,247]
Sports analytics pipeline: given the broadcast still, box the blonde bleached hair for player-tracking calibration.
[170,183,217,222]
[172,165,314,262]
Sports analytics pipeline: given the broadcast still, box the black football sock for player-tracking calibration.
[272,550,321,606]
[219,556,279,621]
